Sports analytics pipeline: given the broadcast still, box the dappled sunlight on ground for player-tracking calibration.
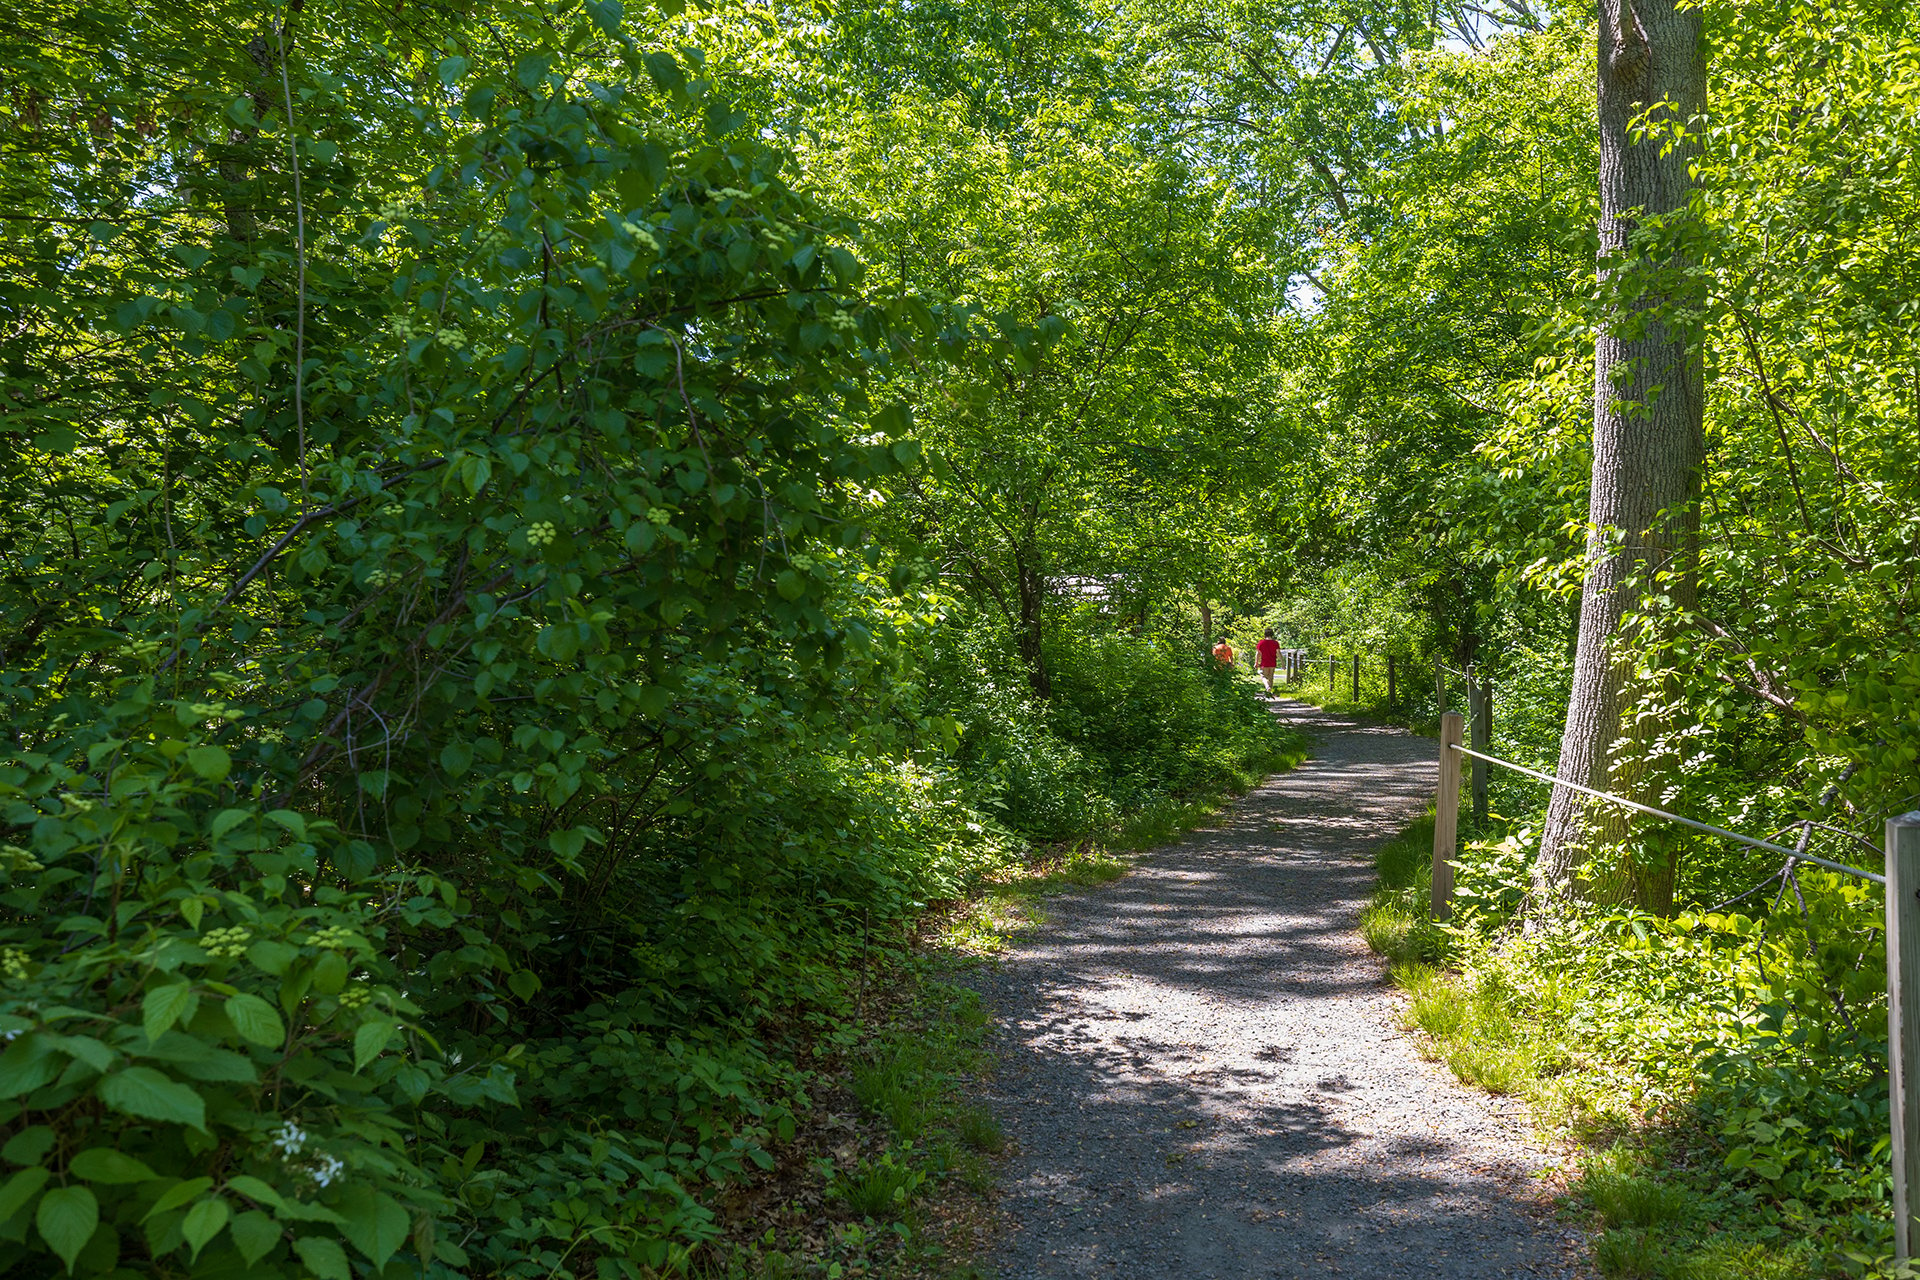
[967,701,1591,1279]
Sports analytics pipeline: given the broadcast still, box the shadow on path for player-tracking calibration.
[965,701,1588,1279]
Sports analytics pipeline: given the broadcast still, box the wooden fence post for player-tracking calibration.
[1889,813,1920,1263]
[1351,654,1359,702]
[1329,656,1336,692]
[1388,654,1397,707]
[1468,673,1490,824]
[1435,655,1446,714]
[1432,712,1464,921]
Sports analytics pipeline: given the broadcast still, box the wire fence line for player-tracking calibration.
[1450,741,1886,884]
[1428,708,1920,1260]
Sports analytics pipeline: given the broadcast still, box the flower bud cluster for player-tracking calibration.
[201,925,252,959]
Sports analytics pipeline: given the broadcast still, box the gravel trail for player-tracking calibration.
[966,699,1589,1279]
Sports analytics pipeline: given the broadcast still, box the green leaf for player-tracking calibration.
[211,808,253,839]
[439,740,473,776]
[231,1208,281,1265]
[353,1019,396,1072]
[294,1234,352,1279]
[35,1185,97,1272]
[248,939,300,976]
[265,809,307,838]
[437,55,469,86]
[643,50,685,93]
[276,1196,348,1226]
[508,968,540,1000]
[0,1166,50,1222]
[48,1034,113,1073]
[224,993,286,1048]
[226,1174,287,1210]
[338,1186,410,1266]
[312,950,350,995]
[69,1148,159,1184]
[98,1067,207,1130]
[2,1126,55,1167]
[182,1195,230,1260]
[143,982,194,1042]
[0,1034,59,1098]
[143,1177,214,1221]
[185,745,231,781]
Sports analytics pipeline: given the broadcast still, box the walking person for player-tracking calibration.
[1211,635,1235,667]
[1255,628,1280,695]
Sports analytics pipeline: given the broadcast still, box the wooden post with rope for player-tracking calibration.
[1888,813,1920,1262]
[1387,654,1397,707]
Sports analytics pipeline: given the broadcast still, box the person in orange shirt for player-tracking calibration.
[1211,636,1235,666]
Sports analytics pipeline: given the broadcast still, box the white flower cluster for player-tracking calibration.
[525,520,558,547]
[271,1121,345,1187]
[201,925,252,960]
[312,1153,345,1188]
[272,1121,307,1157]
[645,507,672,527]
[306,925,354,950]
[0,948,27,982]
[363,568,391,588]
[828,310,858,333]
[337,985,370,1010]
[434,327,467,351]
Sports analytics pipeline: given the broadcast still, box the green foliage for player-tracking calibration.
[831,1152,927,1220]
[0,2,1047,1274]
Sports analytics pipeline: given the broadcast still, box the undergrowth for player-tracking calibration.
[692,665,1308,1279]
[1362,815,1905,1279]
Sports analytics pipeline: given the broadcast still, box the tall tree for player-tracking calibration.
[1532,0,1706,908]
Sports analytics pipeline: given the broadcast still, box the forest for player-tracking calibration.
[0,0,1915,1276]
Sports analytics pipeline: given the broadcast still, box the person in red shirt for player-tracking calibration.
[1255,628,1281,695]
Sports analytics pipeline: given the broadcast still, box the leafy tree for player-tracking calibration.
[1532,0,1708,908]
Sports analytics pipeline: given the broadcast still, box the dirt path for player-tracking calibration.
[965,700,1589,1279]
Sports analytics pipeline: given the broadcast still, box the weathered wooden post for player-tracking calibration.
[1351,654,1359,702]
[1328,655,1336,692]
[1432,712,1464,921]
[1468,671,1489,824]
[1889,813,1920,1262]
[1387,654,1397,707]
[1435,654,1446,714]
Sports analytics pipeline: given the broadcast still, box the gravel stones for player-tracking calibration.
[964,701,1591,1279]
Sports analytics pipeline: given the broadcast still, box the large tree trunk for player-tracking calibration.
[1532,0,1705,911]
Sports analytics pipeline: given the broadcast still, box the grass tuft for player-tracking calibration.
[956,1108,1005,1154]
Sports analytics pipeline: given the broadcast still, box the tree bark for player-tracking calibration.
[1532,0,1705,911]
[1015,551,1051,699]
